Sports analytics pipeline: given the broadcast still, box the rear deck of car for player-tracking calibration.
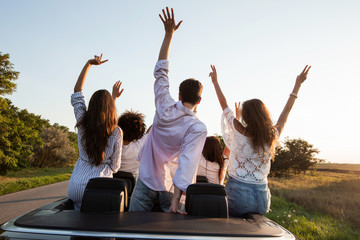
[1,198,295,240]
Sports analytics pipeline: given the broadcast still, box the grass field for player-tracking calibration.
[266,195,360,240]
[0,167,73,196]
[316,163,360,171]
[268,164,360,239]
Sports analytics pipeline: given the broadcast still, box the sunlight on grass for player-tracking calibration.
[267,195,360,240]
[0,167,73,196]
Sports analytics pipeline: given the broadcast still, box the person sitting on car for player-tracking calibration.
[197,136,229,185]
[117,110,149,179]
[129,7,207,214]
[209,63,311,217]
[68,54,124,211]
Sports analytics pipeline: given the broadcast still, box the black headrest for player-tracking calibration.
[196,175,209,183]
[186,182,226,196]
[86,177,126,190]
[81,177,127,212]
[185,183,228,218]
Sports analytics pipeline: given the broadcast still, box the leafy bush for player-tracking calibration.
[30,126,77,167]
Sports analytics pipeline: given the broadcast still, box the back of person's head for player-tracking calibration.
[76,89,118,166]
[179,78,203,105]
[118,110,146,142]
[241,99,277,158]
[202,136,224,177]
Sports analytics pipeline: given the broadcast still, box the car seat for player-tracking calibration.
[185,183,228,218]
[80,177,128,212]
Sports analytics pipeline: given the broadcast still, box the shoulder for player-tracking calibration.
[112,126,123,140]
[189,121,207,134]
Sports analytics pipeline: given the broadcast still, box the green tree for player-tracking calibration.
[0,99,49,174]
[31,126,77,167]
[0,52,19,96]
[0,53,78,174]
[271,137,323,177]
[52,123,78,153]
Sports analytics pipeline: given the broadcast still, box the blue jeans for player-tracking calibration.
[225,176,271,217]
[129,177,173,212]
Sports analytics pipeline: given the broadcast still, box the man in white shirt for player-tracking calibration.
[129,7,207,214]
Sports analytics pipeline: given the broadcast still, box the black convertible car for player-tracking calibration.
[1,173,295,240]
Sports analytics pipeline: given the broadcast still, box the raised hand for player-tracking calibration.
[209,64,228,111]
[235,102,242,121]
[159,7,183,34]
[112,80,124,100]
[276,64,312,136]
[296,65,311,85]
[88,53,108,66]
[209,65,218,84]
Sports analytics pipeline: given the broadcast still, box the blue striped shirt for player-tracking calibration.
[68,92,123,210]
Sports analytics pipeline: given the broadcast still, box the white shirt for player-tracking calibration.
[197,155,229,185]
[119,133,148,175]
[221,107,272,184]
[138,60,207,192]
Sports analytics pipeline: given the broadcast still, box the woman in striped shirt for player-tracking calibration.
[68,54,124,211]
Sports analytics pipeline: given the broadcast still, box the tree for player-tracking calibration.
[0,52,19,96]
[0,99,49,174]
[0,53,78,174]
[271,137,323,177]
[31,126,77,167]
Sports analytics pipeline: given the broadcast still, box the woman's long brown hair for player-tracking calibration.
[76,90,118,165]
[241,99,277,160]
[202,136,225,179]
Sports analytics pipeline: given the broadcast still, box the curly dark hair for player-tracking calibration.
[118,110,146,142]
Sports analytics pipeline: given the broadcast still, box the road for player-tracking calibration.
[0,180,69,224]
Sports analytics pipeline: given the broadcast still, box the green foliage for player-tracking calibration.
[0,98,78,175]
[0,167,73,196]
[266,195,360,240]
[0,52,78,174]
[271,137,323,177]
[0,52,19,96]
[0,98,48,174]
[30,126,77,167]
[52,123,78,154]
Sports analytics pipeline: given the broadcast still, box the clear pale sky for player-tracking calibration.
[1,1,359,164]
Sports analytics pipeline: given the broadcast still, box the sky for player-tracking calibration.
[1,0,360,164]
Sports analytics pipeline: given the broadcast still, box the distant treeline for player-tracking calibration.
[0,52,78,175]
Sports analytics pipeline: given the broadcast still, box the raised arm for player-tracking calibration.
[74,54,108,93]
[158,7,183,61]
[112,80,124,101]
[275,65,311,136]
[209,65,229,111]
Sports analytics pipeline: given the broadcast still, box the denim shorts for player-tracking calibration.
[225,176,271,217]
